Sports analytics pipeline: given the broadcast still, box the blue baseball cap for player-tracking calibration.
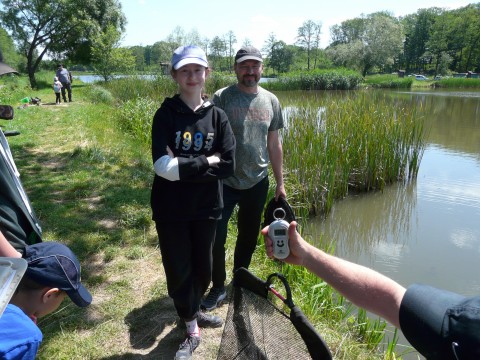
[24,242,92,307]
[171,45,208,70]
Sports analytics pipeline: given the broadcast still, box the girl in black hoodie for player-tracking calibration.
[150,45,235,359]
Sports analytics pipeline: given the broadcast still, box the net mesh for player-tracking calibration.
[217,285,314,360]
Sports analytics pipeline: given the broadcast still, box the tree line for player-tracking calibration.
[1,1,479,88]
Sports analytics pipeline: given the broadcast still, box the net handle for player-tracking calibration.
[266,272,295,308]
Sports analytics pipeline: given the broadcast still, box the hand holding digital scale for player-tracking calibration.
[268,208,290,259]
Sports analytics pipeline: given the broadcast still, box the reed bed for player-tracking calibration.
[279,90,426,216]
[263,69,364,91]
[434,77,480,88]
[363,74,414,89]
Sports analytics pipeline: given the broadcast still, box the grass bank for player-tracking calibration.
[363,74,413,89]
[1,72,407,359]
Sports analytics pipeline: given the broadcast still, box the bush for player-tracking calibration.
[84,85,115,104]
[263,69,363,91]
[117,96,157,145]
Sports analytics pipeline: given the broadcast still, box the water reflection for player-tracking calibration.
[306,181,417,266]
[396,90,480,154]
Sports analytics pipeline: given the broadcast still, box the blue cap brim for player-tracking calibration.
[67,283,92,307]
[173,58,208,70]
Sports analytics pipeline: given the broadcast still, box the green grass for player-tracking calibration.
[433,77,480,88]
[364,74,414,89]
[1,72,415,359]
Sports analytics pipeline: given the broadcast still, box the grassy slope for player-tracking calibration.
[3,78,391,359]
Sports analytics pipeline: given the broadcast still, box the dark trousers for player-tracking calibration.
[61,82,72,102]
[156,219,216,320]
[211,176,269,288]
[55,93,61,104]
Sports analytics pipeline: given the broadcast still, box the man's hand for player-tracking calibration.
[261,221,310,267]
[275,182,286,201]
[166,146,174,157]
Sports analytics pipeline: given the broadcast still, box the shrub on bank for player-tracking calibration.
[263,68,364,91]
[434,77,480,88]
[364,74,413,88]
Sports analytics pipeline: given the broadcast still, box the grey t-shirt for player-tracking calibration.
[213,85,283,190]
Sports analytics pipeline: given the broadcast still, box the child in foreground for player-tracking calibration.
[0,241,92,359]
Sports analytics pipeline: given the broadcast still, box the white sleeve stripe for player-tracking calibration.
[154,155,180,181]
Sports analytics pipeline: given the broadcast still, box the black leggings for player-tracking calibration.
[156,219,216,320]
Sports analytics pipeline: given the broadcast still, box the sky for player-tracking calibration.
[119,0,475,50]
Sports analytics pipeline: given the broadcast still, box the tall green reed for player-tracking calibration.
[364,74,413,89]
[280,90,426,216]
[434,77,480,88]
[263,69,364,91]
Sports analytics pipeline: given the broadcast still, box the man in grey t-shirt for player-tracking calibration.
[55,64,72,102]
[201,46,286,311]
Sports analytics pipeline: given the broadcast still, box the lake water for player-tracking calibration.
[74,74,276,84]
[74,74,157,83]
[282,89,480,358]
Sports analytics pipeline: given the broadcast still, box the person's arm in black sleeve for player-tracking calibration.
[180,109,235,182]
[152,107,217,181]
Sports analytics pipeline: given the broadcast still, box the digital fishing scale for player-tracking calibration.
[268,208,290,259]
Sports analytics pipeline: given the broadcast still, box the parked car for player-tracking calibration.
[415,74,429,81]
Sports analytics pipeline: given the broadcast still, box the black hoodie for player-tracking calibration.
[151,95,236,222]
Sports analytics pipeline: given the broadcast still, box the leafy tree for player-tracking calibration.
[210,36,226,71]
[91,25,135,81]
[262,33,278,73]
[0,27,21,70]
[241,38,253,47]
[225,30,237,69]
[330,18,365,46]
[129,46,145,71]
[460,4,480,72]
[401,8,441,73]
[431,4,480,73]
[269,41,294,74]
[0,0,125,88]
[262,33,277,57]
[327,12,404,76]
[166,26,184,54]
[151,41,171,67]
[184,28,201,47]
[144,45,152,67]
[200,36,210,57]
[296,20,322,70]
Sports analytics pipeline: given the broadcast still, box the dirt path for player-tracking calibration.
[85,251,230,360]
